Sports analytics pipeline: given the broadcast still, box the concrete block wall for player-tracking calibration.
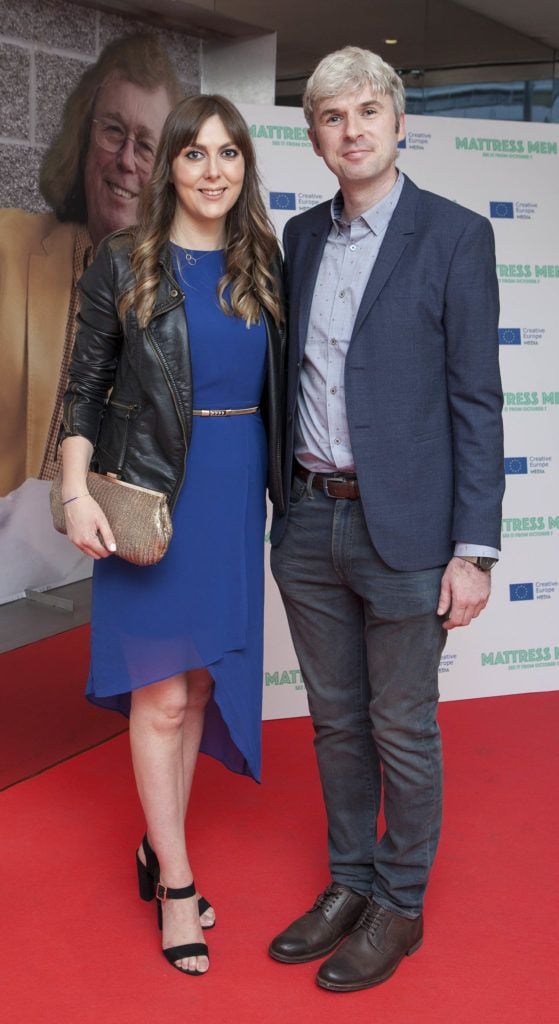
[0,0,201,211]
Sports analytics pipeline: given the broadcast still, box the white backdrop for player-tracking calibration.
[241,106,559,718]
[2,108,557,716]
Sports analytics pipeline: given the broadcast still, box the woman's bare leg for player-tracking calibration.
[130,669,213,972]
[180,668,216,927]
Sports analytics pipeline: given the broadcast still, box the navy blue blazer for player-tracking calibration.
[270,175,505,571]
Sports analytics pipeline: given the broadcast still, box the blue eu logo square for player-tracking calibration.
[490,202,514,219]
[397,137,407,149]
[504,458,528,475]
[270,192,296,210]
[509,583,534,602]
[499,328,522,345]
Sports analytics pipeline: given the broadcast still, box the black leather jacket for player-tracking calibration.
[61,231,286,515]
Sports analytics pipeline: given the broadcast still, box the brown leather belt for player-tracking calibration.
[294,463,360,500]
[192,405,259,417]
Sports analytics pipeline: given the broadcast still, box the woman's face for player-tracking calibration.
[170,114,245,237]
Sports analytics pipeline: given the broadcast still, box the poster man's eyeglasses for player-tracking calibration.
[92,118,157,168]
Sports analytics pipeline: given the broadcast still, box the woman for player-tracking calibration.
[60,95,285,976]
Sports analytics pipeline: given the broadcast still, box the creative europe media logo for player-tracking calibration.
[267,190,324,214]
[269,192,296,210]
[509,583,534,601]
[490,201,538,220]
[490,202,514,219]
[504,457,552,476]
[499,328,546,346]
[504,458,527,474]
[509,582,557,602]
[399,132,431,151]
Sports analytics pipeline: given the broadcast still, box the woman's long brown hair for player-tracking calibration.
[119,94,282,328]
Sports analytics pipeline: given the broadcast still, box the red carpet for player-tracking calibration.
[1,692,558,1023]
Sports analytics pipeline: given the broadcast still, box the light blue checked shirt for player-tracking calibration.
[294,171,498,559]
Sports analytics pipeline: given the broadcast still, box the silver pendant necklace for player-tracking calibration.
[180,248,213,267]
[171,239,221,266]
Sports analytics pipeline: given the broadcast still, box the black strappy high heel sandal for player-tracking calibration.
[156,880,209,975]
[135,834,215,928]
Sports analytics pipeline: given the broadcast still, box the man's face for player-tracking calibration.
[309,85,405,192]
[84,75,172,247]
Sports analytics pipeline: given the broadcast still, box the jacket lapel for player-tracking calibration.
[295,215,331,359]
[351,176,418,340]
[26,220,76,475]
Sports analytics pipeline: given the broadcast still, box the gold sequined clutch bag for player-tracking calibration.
[50,470,173,566]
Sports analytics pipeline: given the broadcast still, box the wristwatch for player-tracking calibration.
[457,555,498,572]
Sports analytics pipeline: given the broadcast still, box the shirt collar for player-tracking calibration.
[330,171,405,237]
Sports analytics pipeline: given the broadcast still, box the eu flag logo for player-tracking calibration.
[509,583,534,602]
[490,202,514,219]
[504,458,528,475]
[499,328,521,345]
[270,192,296,210]
[397,137,407,149]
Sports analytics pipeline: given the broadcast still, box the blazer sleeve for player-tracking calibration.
[60,239,123,449]
[443,215,504,549]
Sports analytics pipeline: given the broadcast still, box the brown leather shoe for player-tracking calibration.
[316,901,423,991]
[268,883,369,964]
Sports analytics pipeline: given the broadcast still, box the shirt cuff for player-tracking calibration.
[454,543,500,559]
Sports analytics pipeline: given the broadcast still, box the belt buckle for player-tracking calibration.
[323,476,342,498]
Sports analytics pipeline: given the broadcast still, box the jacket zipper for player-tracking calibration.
[109,401,139,474]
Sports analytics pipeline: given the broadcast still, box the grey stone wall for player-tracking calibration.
[0,0,201,210]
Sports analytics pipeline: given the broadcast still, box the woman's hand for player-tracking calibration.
[63,493,117,560]
[60,435,115,559]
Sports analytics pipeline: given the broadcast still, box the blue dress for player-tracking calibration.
[85,249,268,781]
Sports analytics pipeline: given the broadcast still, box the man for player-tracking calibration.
[269,46,504,993]
[0,33,182,496]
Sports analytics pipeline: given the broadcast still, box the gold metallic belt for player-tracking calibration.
[192,405,259,417]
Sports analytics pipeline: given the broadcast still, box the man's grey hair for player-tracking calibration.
[303,46,406,128]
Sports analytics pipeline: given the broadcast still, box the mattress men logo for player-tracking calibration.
[455,136,557,159]
[265,668,304,692]
[503,391,559,412]
[502,515,559,539]
[496,265,559,285]
[249,123,311,148]
[481,646,559,670]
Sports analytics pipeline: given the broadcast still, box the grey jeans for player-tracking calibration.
[271,474,447,918]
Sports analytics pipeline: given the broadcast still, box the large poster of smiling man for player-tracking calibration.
[0,34,184,602]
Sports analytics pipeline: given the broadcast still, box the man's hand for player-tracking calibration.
[437,556,491,630]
